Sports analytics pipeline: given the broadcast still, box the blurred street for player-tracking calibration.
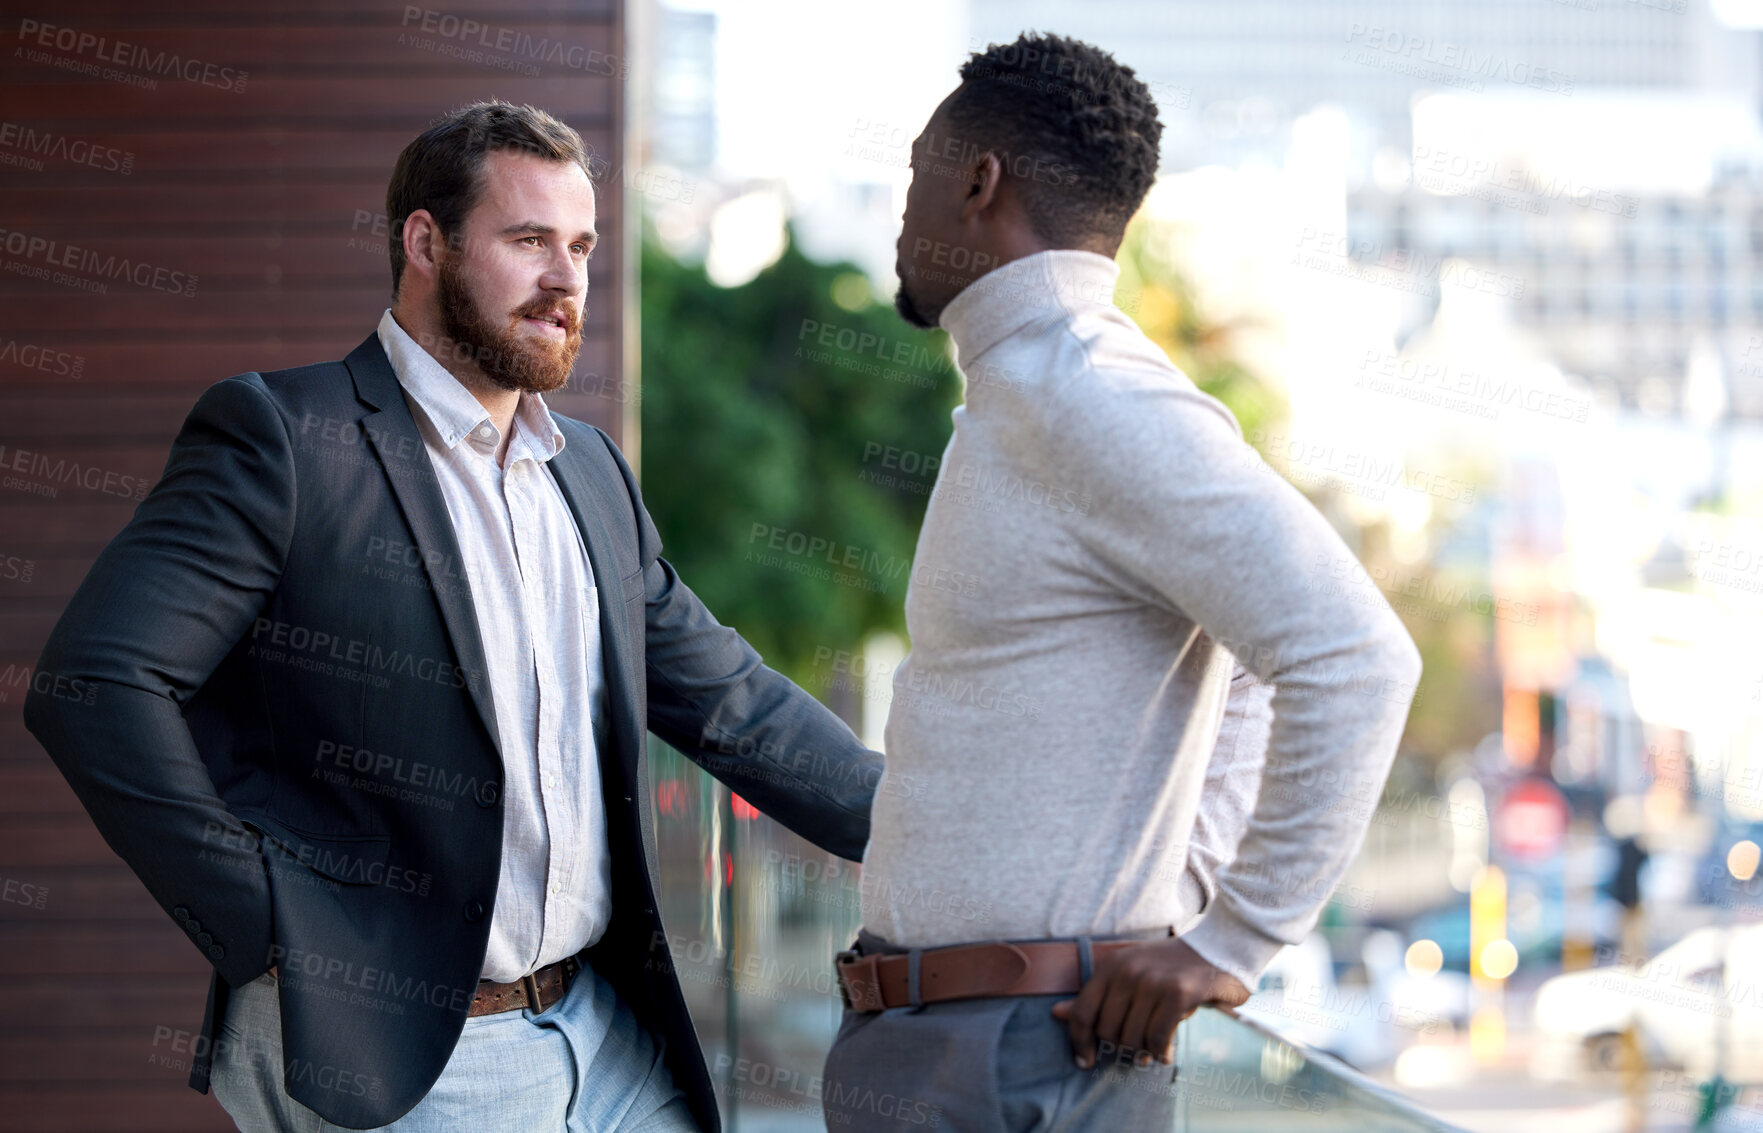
[635,0,1763,1127]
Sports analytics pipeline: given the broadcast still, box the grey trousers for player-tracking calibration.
[820,929,1183,1133]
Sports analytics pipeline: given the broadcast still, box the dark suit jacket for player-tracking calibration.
[23,333,882,1130]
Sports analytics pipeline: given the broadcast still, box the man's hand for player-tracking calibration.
[1050,938,1251,1070]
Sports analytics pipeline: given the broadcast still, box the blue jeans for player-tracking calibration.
[211,962,698,1132]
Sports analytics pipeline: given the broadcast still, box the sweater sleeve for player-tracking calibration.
[1051,369,1422,987]
[1183,659,1274,921]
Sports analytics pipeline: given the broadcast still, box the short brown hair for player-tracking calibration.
[385,100,591,296]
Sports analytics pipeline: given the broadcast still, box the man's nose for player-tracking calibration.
[539,263,581,294]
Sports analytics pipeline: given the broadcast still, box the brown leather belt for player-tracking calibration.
[835,939,1146,1012]
[469,956,582,1017]
[270,956,583,1016]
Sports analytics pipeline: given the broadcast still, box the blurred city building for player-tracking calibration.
[971,0,1761,176]
[631,0,1763,1125]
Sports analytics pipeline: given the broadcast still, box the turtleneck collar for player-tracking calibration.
[936,248,1124,377]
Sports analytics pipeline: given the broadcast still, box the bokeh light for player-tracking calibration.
[1730,839,1761,882]
[1405,939,1445,979]
[1479,939,1519,981]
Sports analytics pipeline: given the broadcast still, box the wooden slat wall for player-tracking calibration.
[0,2,631,1127]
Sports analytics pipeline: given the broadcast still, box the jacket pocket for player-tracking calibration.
[243,813,392,886]
[621,562,646,604]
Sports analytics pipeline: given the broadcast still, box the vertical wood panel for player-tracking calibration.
[0,2,629,1127]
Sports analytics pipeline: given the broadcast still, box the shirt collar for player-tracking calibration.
[375,309,566,463]
[936,249,1125,374]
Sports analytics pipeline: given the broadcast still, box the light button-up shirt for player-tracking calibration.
[376,309,613,983]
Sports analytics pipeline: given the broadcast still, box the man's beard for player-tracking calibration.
[435,253,581,393]
[894,266,936,330]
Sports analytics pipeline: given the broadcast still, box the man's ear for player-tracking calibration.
[959,153,1004,222]
[401,208,443,280]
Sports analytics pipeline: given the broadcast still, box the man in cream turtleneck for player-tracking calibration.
[821,32,1423,1132]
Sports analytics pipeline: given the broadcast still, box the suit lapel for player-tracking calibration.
[544,429,640,787]
[343,333,504,765]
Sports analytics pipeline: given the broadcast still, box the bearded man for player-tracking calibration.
[25,100,880,1133]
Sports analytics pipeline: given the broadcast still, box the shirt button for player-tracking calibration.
[476,425,493,439]
[463,900,485,923]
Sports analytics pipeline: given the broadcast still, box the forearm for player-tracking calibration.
[1051,378,1421,986]
[1183,660,1273,913]
[643,557,882,860]
[21,375,291,987]
[1183,621,1418,985]
[596,427,883,860]
[27,678,272,987]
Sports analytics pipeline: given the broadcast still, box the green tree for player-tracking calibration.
[1115,214,1283,441]
[638,230,960,689]
[638,220,1286,701]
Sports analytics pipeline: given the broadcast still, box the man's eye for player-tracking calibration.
[521,236,542,246]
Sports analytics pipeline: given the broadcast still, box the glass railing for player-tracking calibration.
[1171,1007,1466,1132]
[647,749,1466,1132]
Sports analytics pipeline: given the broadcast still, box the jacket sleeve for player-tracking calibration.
[23,375,291,988]
[596,433,883,862]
